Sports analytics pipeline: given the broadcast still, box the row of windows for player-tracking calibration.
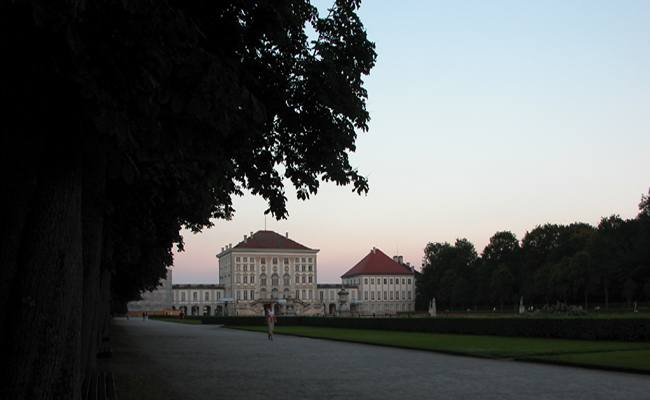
[235,257,313,264]
[364,277,412,286]
[365,291,412,301]
[234,289,315,300]
[175,292,223,302]
[234,264,314,272]
[234,274,314,285]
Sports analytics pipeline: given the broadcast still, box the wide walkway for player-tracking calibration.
[111,318,650,400]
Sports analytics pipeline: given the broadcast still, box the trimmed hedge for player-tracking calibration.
[200,315,650,342]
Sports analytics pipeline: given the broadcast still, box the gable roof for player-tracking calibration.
[341,248,414,277]
[233,230,313,250]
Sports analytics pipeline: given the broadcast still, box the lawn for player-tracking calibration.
[232,325,650,374]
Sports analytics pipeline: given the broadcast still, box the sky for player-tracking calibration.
[172,0,650,284]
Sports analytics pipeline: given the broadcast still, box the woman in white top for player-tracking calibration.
[265,303,277,340]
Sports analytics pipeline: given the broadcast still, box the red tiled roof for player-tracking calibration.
[233,230,313,250]
[341,248,414,277]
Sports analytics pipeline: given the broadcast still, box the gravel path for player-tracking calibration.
[111,318,650,399]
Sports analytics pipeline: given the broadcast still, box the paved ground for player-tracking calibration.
[111,318,650,399]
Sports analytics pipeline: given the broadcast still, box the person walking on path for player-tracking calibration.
[265,303,277,340]
[179,311,185,323]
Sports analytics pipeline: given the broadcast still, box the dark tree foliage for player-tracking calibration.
[1,1,375,398]
[416,189,650,312]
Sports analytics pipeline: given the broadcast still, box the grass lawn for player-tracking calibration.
[232,326,650,374]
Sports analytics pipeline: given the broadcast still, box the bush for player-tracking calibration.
[200,315,650,342]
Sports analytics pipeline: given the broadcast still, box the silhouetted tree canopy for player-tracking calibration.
[1,1,375,398]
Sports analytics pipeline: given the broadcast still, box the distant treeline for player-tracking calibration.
[416,189,650,311]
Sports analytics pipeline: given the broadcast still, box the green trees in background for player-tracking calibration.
[417,189,650,311]
[1,1,375,398]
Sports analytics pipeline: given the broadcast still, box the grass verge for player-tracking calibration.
[232,326,650,374]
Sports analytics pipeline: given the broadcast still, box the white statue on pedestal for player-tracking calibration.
[519,296,525,315]
[429,297,437,317]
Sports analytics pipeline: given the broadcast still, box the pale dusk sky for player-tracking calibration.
[172,0,650,284]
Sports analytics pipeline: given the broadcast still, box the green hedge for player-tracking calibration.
[200,315,650,342]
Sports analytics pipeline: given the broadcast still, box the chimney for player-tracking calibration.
[372,247,376,254]
[399,256,404,264]
[229,243,232,249]
[286,232,289,239]
[393,256,399,262]
[406,262,410,267]
[244,234,248,243]
[250,231,253,238]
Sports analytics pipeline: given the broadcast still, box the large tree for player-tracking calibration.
[1,1,375,399]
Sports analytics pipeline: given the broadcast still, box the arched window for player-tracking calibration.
[283,274,290,286]
[271,289,279,299]
[260,274,267,286]
[260,288,267,300]
[273,258,278,264]
[271,274,279,286]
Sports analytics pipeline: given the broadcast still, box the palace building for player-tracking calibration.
[128,231,413,316]
[341,247,416,314]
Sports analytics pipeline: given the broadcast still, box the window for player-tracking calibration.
[250,290,254,300]
[371,291,375,300]
[295,264,299,271]
[205,292,209,301]
[243,265,247,271]
[243,257,247,262]
[390,291,393,300]
[284,274,290,286]
[402,291,405,300]
[284,258,289,265]
[384,279,387,285]
[308,258,312,262]
[243,290,248,300]
[243,276,248,283]
[296,290,300,299]
[251,275,255,284]
[236,291,240,300]
[364,278,368,284]
[365,291,368,300]
[295,276,299,283]
[320,291,324,300]
[261,258,266,264]
[273,258,278,264]
[384,291,387,300]
[250,264,255,271]
[236,257,241,262]
[302,276,306,283]
[272,274,279,286]
[302,265,306,272]
[408,291,412,300]
[302,258,306,262]
[308,276,312,283]
[408,279,411,285]
[390,278,393,284]
[261,274,267,286]
[302,290,306,299]
[402,278,405,285]
[181,292,186,301]
[193,292,197,301]
[330,291,334,300]
[236,265,240,271]
[308,265,312,271]
[371,278,374,284]
[236,275,241,283]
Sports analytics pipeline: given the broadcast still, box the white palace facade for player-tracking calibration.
[129,230,415,316]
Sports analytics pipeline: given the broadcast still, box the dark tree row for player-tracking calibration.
[1,1,375,399]
[416,189,650,311]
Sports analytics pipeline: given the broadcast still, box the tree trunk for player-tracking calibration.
[80,152,106,374]
[0,147,84,400]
